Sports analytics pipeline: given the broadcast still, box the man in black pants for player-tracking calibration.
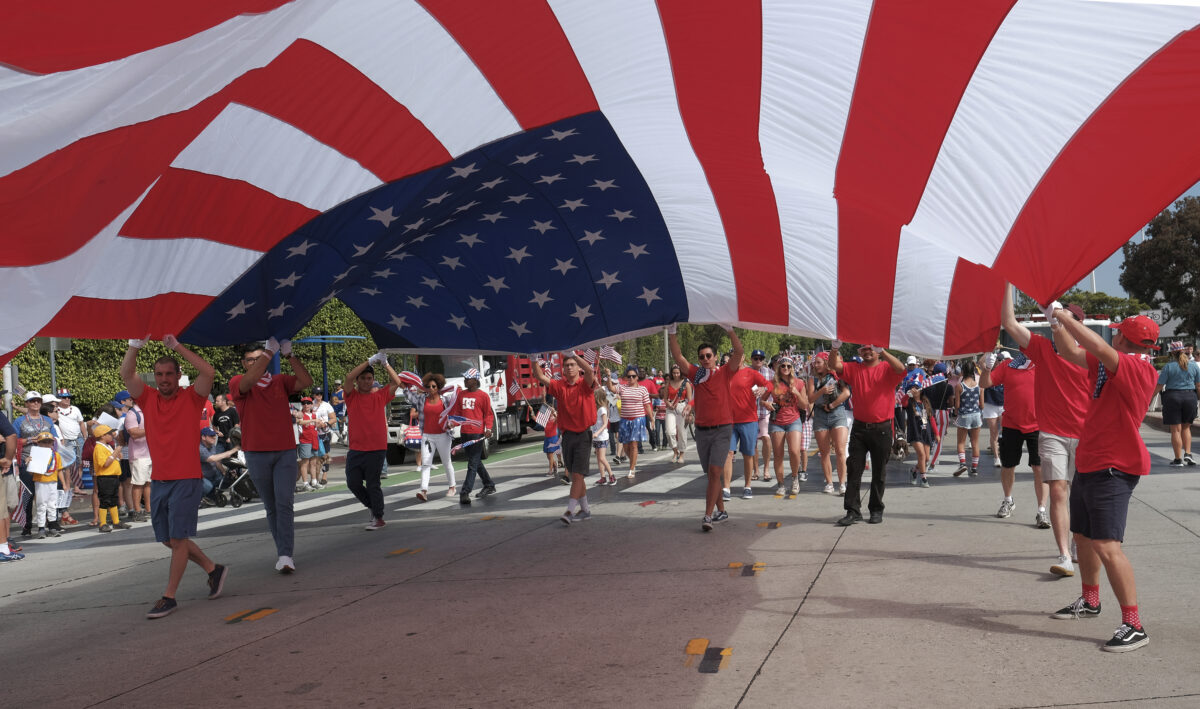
[829,341,906,525]
[342,353,401,530]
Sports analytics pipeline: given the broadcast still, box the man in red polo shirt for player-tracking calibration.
[830,341,905,525]
[343,352,401,530]
[121,334,227,619]
[1046,307,1159,653]
[997,285,1089,577]
[669,324,743,532]
[229,337,313,574]
[533,353,597,525]
[979,351,1045,523]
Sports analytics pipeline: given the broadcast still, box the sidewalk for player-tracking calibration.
[5,424,1198,708]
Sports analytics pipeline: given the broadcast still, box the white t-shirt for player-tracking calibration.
[315,401,335,424]
[593,407,610,441]
[56,404,85,440]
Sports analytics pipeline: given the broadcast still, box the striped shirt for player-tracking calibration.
[617,384,651,420]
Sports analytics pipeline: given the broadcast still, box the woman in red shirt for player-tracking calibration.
[401,373,457,501]
[763,357,811,496]
[295,398,321,492]
[663,364,693,464]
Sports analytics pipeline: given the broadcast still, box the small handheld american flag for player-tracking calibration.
[508,379,521,396]
[599,345,622,365]
[10,480,32,528]
[535,404,553,428]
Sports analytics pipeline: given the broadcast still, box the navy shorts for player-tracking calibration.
[150,478,204,543]
[1070,468,1140,542]
[906,415,933,446]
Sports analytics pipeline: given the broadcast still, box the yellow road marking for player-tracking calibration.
[242,608,278,622]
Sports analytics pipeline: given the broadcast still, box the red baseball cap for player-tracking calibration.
[1109,315,1160,350]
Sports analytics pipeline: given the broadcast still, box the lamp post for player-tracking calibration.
[291,335,367,394]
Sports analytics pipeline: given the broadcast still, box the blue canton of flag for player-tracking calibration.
[183,113,689,352]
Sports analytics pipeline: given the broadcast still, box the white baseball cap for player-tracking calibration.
[905,355,918,365]
[42,394,58,404]
[25,391,42,401]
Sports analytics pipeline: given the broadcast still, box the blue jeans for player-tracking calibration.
[460,434,494,495]
[244,450,297,557]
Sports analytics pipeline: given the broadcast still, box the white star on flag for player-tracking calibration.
[506,194,532,204]
[529,290,554,308]
[454,200,479,213]
[440,256,463,270]
[536,174,565,185]
[506,246,531,264]
[551,259,577,275]
[559,198,586,211]
[368,207,398,227]
[545,128,578,141]
[333,266,356,282]
[609,209,634,222]
[404,217,426,232]
[531,220,556,234]
[352,243,372,258]
[406,296,427,309]
[226,300,253,320]
[624,243,649,259]
[468,296,489,311]
[424,191,452,206]
[509,321,532,336]
[511,153,539,165]
[450,163,480,179]
[420,276,442,290]
[637,287,661,305]
[360,287,381,296]
[596,271,621,289]
[484,276,509,293]
[448,314,469,330]
[570,304,593,324]
[477,177,506,190]
[275,272,300,289]
[458,233,483,247]
[286,240,316,258]
[566,154,597,165]
[267,302,293,319]
[580,230,604,246]
[480,212,505,223]
[590,179,618,191]
[388,314,408,330]
[373,268,395,279]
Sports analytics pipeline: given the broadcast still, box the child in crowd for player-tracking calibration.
[30,432,64,538]
[593,388,616,486]
[91,424,132,533]
[543,409,562,480]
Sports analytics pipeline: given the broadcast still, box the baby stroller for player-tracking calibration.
[209,426,259,508]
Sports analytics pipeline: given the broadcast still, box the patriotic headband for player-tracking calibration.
[462,368,480,380]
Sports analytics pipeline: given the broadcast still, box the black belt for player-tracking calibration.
[695,424,729,431]
[562,429,590,435]
[854,420,892,428]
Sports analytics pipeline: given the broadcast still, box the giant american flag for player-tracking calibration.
[3,0,1200,363]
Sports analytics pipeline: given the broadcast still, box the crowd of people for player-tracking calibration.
[1,293,1196,651]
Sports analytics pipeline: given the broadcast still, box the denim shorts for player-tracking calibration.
[769,419,804,434]
[812,406,850,432]
[955,412,983,430]
[150,478,204,543]
[729,421,758,455]
[297,443,316,459]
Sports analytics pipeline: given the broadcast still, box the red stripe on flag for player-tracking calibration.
[38,294,216,340]
[419,0,599,129]
[230,40,452,182]
[657,0,787,326]
[994,27,1200,305]
[834,0,1015,344]
[941,259,1004,356]
[1,1,292,74]
[120,168,318,252]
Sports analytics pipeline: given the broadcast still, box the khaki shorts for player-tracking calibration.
[130,457,153,486]
[2,473,15,513]
[1038,432,1078,483]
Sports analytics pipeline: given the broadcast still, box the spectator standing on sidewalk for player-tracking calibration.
[123,397,152,522]
[1154,341,1199,466]
[121,334,228,619]
[229,338,312,572]
[343,353,400,528]
[1,411,22,561]
[1045,307,1159,653]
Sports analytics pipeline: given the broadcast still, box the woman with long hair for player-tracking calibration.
[763,357,811,495]
[400,373,457,500]
[663,363,693,464]
[806,352,851,495]
[953,360,983,476]
[1155,341,1200,466]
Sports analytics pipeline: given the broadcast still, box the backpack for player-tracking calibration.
[121,408,142,446]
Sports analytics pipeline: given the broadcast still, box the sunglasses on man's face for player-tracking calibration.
[699,352,715,360]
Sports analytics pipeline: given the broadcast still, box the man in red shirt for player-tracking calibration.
[1046,307,1158,653]
[343,352,401,530]
[446,367,497,506]
[830,341,905,525]
[979,352,1045,523]
[669,324,742,532]
[121,334,227,619]
[726,359,769,500]
[533,353,597,524]
[229,337,313,573]
[997,285,1089,577]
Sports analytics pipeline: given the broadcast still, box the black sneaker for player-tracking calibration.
[868,512,883,524]
[713,510,729,523]
[477,486,497,498]
[459,493,471,506]
[836,512,863,526]
[701,516,713,532]
[1169,458,1184,467]
[1185,454,1196,466]
[146,596,178,619]
[1051,596,1101,619]
[207,564,228,600]
[1102,622,1149,652]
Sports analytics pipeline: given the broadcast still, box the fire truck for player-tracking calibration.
[384,353,562,465]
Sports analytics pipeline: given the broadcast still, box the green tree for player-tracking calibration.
[1058,289,1148,320]
[1121,196,1200,338]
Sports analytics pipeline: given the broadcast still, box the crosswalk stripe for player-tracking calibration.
[619,471,702,494]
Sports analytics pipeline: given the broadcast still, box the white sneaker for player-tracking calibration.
[275,556,295,574]
[838,484,847,495]
[823,483,835,494]
[798,471,808,483]
[1050,555,1075,577]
